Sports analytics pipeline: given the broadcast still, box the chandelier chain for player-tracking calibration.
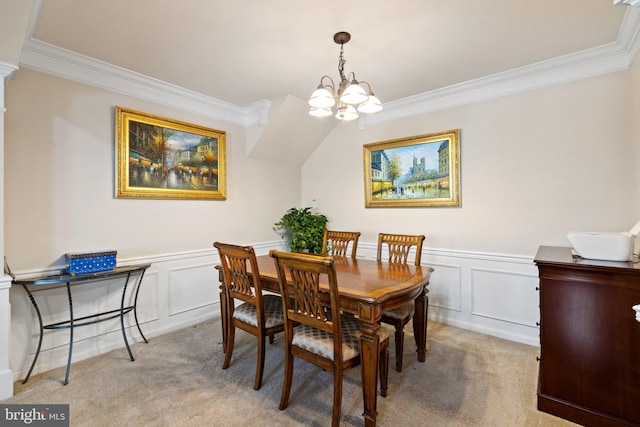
[338,44,347,83]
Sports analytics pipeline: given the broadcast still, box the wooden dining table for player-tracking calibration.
[217,254,433,427]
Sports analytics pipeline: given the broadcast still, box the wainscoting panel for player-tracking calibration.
[470,267,540,327]
[8,242,541,384]
[426,262,463,312]
[422,248,540,346]
[168,263,218,317]
[135,269,159,325]
[357,243,541,346]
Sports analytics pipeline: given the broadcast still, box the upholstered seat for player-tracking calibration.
[270,250,390,427]
[377,233,426,372]
[233,294,284,329]
[291,314,390,362]
[214,242,285,390]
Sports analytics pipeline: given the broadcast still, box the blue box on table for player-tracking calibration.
[65,250,117,275]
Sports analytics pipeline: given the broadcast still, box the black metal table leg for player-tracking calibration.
[63,282,73,385]
[120,273,135,361]
[132,270,148,343]
[21,285,43,384]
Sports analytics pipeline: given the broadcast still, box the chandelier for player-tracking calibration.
[308,32,383,121]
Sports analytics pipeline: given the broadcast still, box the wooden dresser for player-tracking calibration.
[534,246,640,427]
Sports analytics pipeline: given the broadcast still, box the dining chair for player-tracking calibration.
[322,230,361,258]
[214,242,285,390]
[377,233,426,372]
[269,250,390,427]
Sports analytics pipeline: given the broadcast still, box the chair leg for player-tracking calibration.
[279,350,294,410]
[332,367,343,427]
[220,290,227,353]
[394,323,404,372]
[413,312,419,348]
[223,322,235,369]
[254,335,266,390]
[380,345,389,397]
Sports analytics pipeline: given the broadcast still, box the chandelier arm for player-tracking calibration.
[359,80,374,94]
[346,71,360,84]
[319,75,336,95]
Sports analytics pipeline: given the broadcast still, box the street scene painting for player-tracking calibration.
[116,107,226,200]
[363,129,460,208]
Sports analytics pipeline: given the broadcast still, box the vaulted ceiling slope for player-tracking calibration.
[3,1,640,165]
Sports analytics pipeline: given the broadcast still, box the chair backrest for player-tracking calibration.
[270,250,343,359]
[376,233,425,266]
[322,230,361,258]
[214,242,265,313]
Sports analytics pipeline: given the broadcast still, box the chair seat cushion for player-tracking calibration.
[383,301,414,320]
[292,316,389,361]
[233,294,284,329]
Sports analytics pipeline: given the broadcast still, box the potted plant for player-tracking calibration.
[274,207,328,254]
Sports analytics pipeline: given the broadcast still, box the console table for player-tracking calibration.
[13,263,151,385]
[535,246,640,427]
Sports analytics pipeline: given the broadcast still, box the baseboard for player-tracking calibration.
[0,368,14,400]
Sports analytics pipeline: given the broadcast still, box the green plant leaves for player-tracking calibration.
[274,207,328,253]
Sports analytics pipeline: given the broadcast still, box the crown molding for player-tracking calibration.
[617,5,640,58]
[368,42,629,125]
[0,62,18,80]
[19,38,251,126]
[369,7,640,125]
[0,62,19,112]
[615,0,640,6]
[17,7,640,129]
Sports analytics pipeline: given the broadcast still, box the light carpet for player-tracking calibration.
[3,319,577,426]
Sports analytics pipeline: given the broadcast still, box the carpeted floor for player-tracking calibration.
[3,319,577,426]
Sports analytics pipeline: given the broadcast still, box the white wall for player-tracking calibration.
[631,56,640,218]
[3,61,639,394]
[302,70,636,344]
[5,69,300,269]
[303,71,636,253]
[4,69,298,387]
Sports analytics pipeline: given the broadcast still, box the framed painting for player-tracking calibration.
[363,129,460,208]
[115,107,226,200]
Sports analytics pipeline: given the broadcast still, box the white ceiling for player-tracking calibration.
[21,0,631,108]
[2,0,639,166]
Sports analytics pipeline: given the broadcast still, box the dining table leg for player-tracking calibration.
[414,285,428,362]
[358,303,381,427]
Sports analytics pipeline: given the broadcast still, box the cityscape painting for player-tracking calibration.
[363,129,460,207]
[115,107,226,200]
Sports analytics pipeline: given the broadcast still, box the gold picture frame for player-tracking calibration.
[116,107,226,200]
[364,129,460,208]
